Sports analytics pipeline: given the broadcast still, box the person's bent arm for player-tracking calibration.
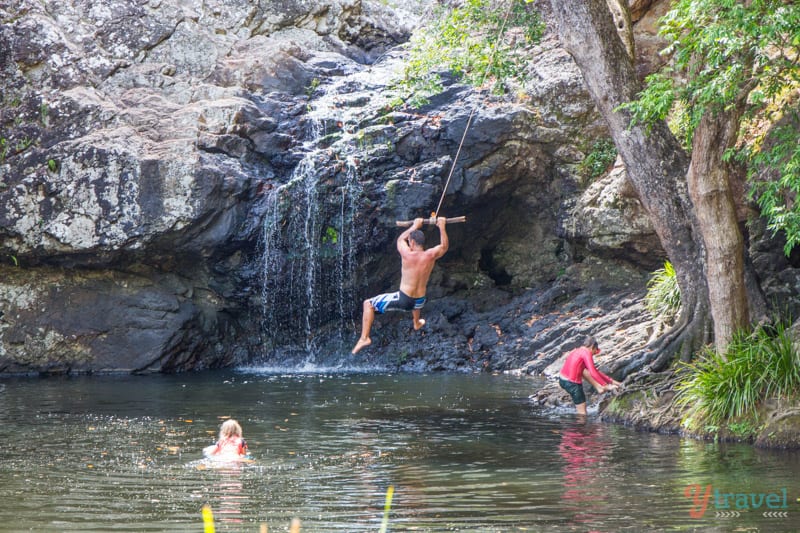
[397,217,423,253]
[430,217,449,258]
[581,351,613,386]
[581,368,606,393]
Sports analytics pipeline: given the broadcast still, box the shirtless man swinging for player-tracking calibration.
[352,217,449,354]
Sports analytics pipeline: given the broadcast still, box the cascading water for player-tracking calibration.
[258,57,403,357]
[334,160,363,329]
[259,152,364,356]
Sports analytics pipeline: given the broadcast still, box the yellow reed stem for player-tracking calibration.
[379,485,395,533]
[201,505,215,533]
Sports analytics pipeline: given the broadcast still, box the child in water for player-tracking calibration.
[204,419,248,460]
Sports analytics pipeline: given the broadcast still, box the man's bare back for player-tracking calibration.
[399,238,445,298]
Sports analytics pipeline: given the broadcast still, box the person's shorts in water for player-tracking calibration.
[558,377,586,405]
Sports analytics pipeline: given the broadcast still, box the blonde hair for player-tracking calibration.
[219,419,243,440]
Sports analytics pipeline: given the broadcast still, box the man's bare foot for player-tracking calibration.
[413,318,426,331]
[352,337,371,354]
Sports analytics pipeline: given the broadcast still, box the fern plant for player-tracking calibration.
[644,261,681,323]
[676,320,800,430]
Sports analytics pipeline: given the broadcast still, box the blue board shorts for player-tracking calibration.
[369,290,426,314]
[559,377,586,405]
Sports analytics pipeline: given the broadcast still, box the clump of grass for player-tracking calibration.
[644,261,681,323]
[676,320,800,431]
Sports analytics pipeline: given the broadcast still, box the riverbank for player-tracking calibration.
[597,371,800,450]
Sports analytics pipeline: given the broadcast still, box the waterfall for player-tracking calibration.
[259,89,367,356]
[335,159,362,331]
[257,51,407,360]
[259,155,364,354]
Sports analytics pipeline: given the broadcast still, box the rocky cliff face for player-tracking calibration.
[0,0,424,373]
[2,0,791,376]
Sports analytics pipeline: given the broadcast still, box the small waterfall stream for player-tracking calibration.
[259,55,403,357]
[259,154,364,355]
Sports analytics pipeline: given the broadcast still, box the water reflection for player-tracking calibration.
[210,466,246,527]
[558,420,611,528]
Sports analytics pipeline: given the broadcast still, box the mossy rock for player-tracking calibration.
[602,390,646,416]
[601,388,681,433]
[755,411,800,449]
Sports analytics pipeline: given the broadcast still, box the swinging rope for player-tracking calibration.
[394,1,518,227]
[432,0,517,219]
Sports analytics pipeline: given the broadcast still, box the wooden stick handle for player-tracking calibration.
[395,216,466,227]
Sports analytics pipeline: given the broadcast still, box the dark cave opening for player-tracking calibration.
[479,247,512,286]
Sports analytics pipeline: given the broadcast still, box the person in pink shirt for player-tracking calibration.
[558,336,621,414]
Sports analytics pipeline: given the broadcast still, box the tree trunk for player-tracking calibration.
[688,107,750,352]
[547,0,712,369]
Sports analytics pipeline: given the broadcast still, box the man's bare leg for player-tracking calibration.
[575,402,588,415]
[412,309,425,330]
[352,300,375,354]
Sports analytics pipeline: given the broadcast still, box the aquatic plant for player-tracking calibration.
[201,504,302,532]
[644,261,681,323]
[379,485,395,533]
[676,319,800,430]
[201,504,215,533]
